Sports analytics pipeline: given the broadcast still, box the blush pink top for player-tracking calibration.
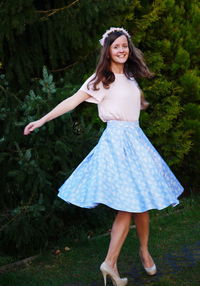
[79,73,141,122]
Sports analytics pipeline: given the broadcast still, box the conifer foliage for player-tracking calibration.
[125,0,200,189]
[0,0,130,87]
[0,0,199,255]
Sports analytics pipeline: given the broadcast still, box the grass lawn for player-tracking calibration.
[0,195,200,286]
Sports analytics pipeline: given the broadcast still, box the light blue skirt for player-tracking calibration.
[58,120,184,212]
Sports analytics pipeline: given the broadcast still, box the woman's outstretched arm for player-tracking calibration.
[23,90,90,135]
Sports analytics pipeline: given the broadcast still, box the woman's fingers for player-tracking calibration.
[24,122,37,135]
[24,124,32,135]
[23,119,45,135]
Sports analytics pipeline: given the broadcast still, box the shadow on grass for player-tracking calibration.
[59,241,200,286]
[0,195,200,286]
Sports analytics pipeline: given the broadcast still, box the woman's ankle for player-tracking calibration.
[104,259,115,268]
[139,246,149,253]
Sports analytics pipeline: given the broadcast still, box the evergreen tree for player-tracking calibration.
[123,0,200,190]
[0,0,131,87]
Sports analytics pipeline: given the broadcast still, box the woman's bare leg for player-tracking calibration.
[133,211,155,268]
[104,211,132,273]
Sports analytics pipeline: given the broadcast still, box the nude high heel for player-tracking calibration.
[139,250,157,276]
[100,261,128,286]
[143,263,157,275]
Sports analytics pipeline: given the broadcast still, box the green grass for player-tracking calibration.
[0,195,200,286]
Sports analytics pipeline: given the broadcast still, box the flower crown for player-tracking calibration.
[99,27,131,46]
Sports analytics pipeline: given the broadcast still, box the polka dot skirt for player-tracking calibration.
[58,120,184,212]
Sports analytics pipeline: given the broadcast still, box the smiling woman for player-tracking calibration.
[89,28,153,93]
[24,27,184,286]
[109,35,129,68]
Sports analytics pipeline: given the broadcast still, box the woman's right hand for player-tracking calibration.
[23,90,90,136]
[23,119,45,135]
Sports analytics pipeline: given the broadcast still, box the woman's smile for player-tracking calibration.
[109,35,129,65]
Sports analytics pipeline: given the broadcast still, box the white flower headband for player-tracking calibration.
[99,27,131,46]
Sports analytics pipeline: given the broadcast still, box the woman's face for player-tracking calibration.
[109,35,129,65]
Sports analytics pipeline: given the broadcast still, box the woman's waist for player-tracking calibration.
[106,120,139,128]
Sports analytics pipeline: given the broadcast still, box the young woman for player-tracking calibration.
[24,27,184,286]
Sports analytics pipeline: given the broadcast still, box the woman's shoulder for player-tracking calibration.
[129,76,139,87]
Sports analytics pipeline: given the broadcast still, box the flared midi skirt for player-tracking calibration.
[58,120,184,212]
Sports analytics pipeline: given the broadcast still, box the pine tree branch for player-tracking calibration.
[37,0,80,20]
[50,62,78,73]
[0,255,39,273]
[50,49,98,73]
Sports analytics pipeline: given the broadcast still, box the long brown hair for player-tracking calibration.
[88,30,153,108]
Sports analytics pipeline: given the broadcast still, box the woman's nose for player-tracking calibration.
[119,46,125,52]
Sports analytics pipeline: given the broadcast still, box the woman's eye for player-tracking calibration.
[112,45,128,49]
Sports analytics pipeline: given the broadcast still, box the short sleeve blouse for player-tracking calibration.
[79,73,141,122]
